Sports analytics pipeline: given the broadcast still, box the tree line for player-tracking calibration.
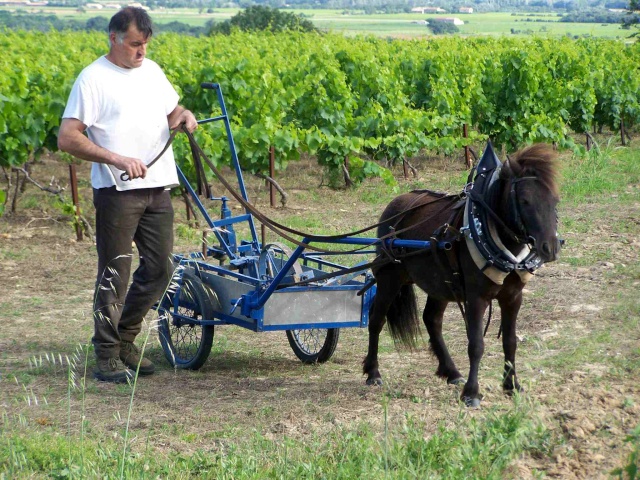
[560,9,640,25]
[0,6,316,35]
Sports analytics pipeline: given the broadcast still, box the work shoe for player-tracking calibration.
[119,341,155,376]
[94,357,134,383]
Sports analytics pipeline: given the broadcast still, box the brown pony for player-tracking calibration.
[363,143,560,407]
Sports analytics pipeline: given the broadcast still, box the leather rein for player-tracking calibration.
[123,124,459,258]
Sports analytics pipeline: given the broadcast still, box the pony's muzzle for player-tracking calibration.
[530,236,561,262]
[542,238,561,262]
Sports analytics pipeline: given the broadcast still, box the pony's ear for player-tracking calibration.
[476,140,502,175]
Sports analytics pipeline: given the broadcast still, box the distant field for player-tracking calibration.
[0,6,631,38]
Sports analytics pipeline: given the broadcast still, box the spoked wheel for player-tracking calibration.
[157,269,218,370]
[286,328,340,364]
[258,244,340,364]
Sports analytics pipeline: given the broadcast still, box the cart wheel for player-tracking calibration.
[286,328,340,364]
[258,243,303,281]
[157,270,218,370]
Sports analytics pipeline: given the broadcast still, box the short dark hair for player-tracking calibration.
[109,7,153,38]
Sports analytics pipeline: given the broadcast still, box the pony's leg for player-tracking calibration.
[363,271,403,386]
[497,290,524,393]
[423,296,464,384]
[461,297,489,407]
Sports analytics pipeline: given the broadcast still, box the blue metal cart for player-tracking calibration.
[156,83,445,369]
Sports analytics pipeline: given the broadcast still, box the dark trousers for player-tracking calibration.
[92,187,174,359]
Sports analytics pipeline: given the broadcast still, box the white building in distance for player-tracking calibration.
[411,6,446,13]
[437,17,465,25]
[128,2,149,10]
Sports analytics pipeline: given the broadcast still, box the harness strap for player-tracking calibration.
[428,203,469,332]
[429,234,467,329]
[468,189,526,244]
[508,175,538,240]
[119,126,182,182]
[483,302,495,338]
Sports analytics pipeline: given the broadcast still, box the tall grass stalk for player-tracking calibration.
[120,316,155,479]
[67,356,72,472]
[383,393,390,477]
[120,260,179,479]
[79,343,90,476]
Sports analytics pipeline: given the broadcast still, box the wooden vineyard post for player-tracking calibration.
[181,189,196,227]
[185,196,192,223]
[68,164,83,241]
[262,145,275,247]
[402,158,408,180]
[620,116,626,146]
[202,230,207,258]
[269,146,276,208]
[343,155,353,188]
[463,124,472,169]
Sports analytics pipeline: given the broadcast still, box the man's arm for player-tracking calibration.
[57,118,148,180]
[167,105,198,132]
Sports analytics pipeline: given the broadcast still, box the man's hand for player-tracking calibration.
[168,106,198,133]
[112,155,148,180]
[58,118,146,178]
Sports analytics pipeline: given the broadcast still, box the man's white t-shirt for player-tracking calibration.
[63,56,180,191]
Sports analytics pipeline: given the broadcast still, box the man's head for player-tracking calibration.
[107,7,153,69]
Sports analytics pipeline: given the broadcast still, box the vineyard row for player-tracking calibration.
[1,30,639,184]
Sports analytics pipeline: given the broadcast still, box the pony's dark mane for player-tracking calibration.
[502,144,559,198]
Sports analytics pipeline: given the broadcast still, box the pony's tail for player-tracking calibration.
[386,285,421,349]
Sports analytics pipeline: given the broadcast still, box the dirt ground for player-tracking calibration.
[1,153,639,478]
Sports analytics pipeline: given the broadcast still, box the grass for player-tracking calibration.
[560,138,640,203]
[1,394,552,479]
[174,223,204,243]
[562,250,613,267]
[0,247,30,261]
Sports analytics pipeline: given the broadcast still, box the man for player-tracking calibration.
[58,7,197,383]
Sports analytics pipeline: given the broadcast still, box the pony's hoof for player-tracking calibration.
[462,396,482,408]
[366,377,383,386]
[504,385,525,396]
[448,377,466,386]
